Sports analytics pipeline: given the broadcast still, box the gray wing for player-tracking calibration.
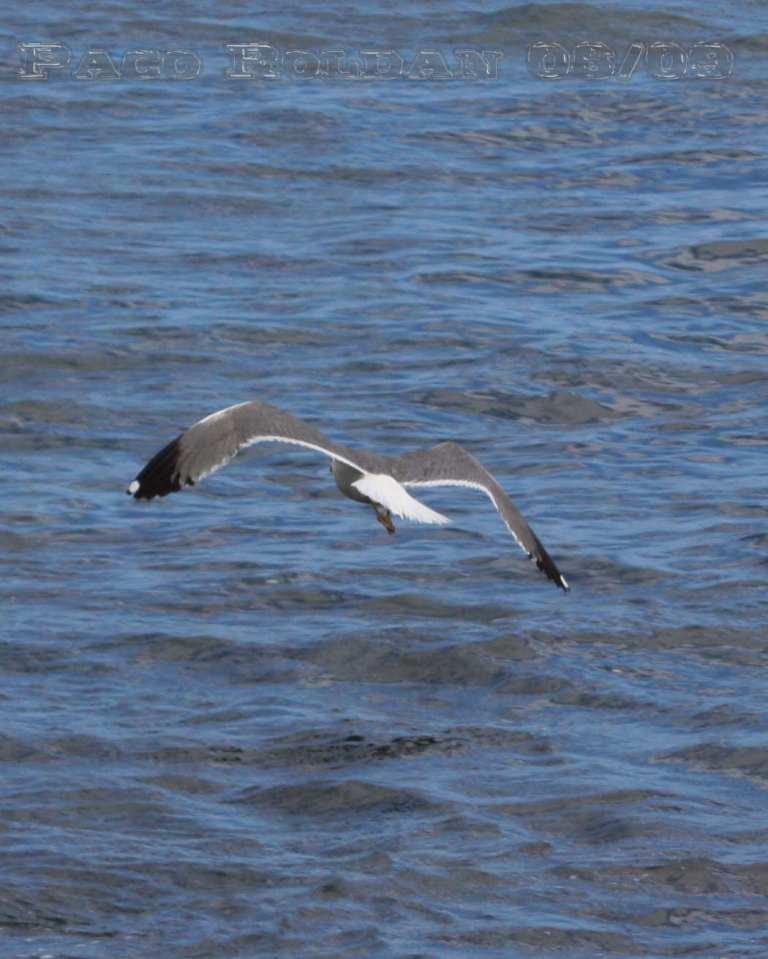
[391,441,569,591]
[127,400,380,500]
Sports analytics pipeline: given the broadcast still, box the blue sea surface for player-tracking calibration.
[1,3,767,957]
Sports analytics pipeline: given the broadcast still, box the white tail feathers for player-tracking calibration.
[352,473,450,526]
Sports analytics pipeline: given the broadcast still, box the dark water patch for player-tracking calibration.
[142,774,220,796]
[302,635,507,686]
[458,724,553,754]
[0,640,111,677]
[231,779,442,819]
[472,633,538,662]
[430,923,642,955]
[1,348,209,380]
[137,583,352,618]
[539,355,736,396]
[43,784,204,834]
[567,813,647,845]
[411,387,615,424]
[107,631,243,664]
[602,856,733,895]
[710,368,768,387]
[411,124,606,151]
[475,2,706,39]
[627,148,762,168]
[691,703,766,729]
[2,431,129,454]
[569,625,768,657]
[213,323,337,348]
[145,744,255,766]
[557,555,668,592]
[103,632,309,685]
[733,862,768,896]
[47,735,123,761]
[178,250,329,273]
[363,593,511,622]
[652,330,768,356]
[139,736,458,771]
[661,743,768,781]
[632,904,768,931]
[201,159,453,186]
[496,789,673,848]
[1,399,96,428]
[0,735,50,763]
[552,688,651,711]
[417,266,664,294]
[662,237,768,273]
[253,724,551,771]
[640,291,768,323]
[729,30,768,54]
[255,731,458,769]
[495,672,574,696]
[0,896,77,934]
[124,324,224,348]
[145,191,279,217]
[0,293,61,313]
[499,788,665,813]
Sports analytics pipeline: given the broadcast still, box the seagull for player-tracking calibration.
[127,399,569,591]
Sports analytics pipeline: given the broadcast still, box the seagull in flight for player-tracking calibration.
[127,399,569,591]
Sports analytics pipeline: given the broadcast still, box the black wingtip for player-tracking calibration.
[127,436,185,501]
[531,536,570,592]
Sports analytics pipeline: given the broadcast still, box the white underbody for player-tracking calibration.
[351,472,450,526]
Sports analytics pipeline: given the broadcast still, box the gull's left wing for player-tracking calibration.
[126,399,376,500]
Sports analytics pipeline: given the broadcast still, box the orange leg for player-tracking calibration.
[374,507,396,534]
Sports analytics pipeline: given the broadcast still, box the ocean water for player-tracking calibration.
[1,2,767,957]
